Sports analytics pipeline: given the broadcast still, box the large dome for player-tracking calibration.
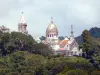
[46,17,58,34]
[46,23,58,33]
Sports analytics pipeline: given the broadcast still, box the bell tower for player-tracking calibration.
[18,12,28,35]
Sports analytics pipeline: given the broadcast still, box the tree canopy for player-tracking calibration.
[0,32,53,57]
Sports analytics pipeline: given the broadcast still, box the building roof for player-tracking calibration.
[20,12,26,23]
[58,39,69,47]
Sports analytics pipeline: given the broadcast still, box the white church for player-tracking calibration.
[36,17,82,56]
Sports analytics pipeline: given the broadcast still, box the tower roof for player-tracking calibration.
[70,25,74,37]
[20,12,25,23]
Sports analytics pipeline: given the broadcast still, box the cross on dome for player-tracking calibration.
[22,12,23,14]
[20,12,25,23]
[51,17,53,23]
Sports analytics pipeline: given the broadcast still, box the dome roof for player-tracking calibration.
[46,17,58,34]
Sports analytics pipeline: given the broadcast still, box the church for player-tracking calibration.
[42,17,82,56]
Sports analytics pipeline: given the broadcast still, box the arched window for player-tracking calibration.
[52,34,53,37]
[67,45,68,47]
[74,51,77,55]
[50,34,51,37]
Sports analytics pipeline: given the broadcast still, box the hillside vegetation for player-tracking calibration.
[0,30,99,75]
[0,51,97,75]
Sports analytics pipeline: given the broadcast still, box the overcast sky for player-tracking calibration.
[0,0,100,37]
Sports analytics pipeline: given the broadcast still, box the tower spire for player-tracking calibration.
[20,12,25,23]
[71,25,74,37]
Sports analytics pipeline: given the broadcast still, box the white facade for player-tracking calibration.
[64,38,80,56]
[52,37,82,56]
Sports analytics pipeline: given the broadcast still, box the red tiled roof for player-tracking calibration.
[58,40,68,47]
[43,39,69,48]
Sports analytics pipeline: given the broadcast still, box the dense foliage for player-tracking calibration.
[0,51,98,75]
[82,30,92,52]
[80,29,100,70]
[76,28,100,70]
[0,31,53,57]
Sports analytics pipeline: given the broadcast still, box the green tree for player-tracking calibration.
[82,30,92,52]
[33,43,53,56]
[39,36,46,41]
[58,36,65,40]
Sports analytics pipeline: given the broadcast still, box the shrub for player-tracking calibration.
[65,69,88,75]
